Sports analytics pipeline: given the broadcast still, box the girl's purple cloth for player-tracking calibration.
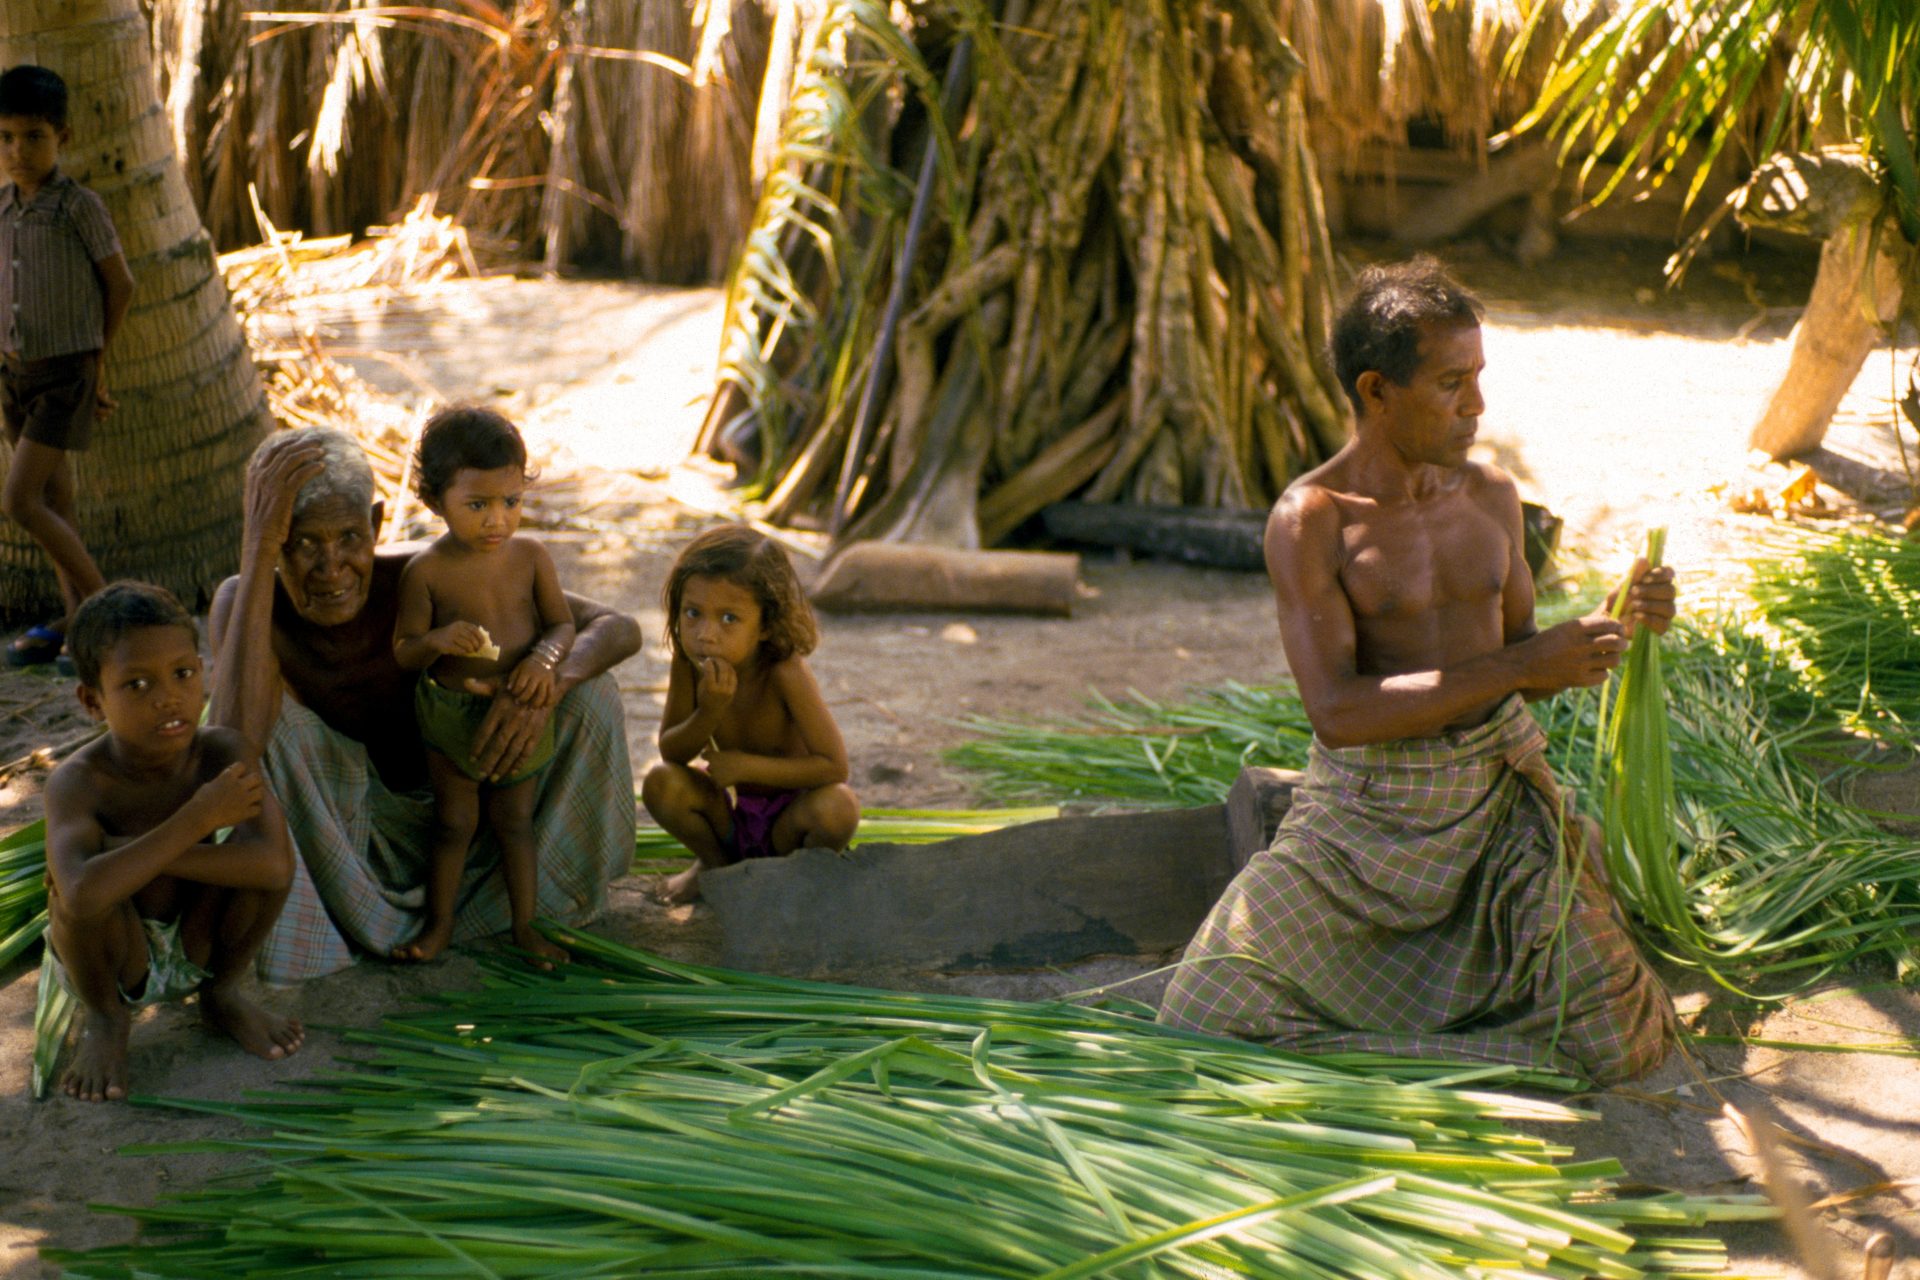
[727,789,797,859]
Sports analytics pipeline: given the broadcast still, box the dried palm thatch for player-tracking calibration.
[710,0,1349,546]
[219,199,486,516]
[1280,0,1796,250]
[144,0,775,280]
[1279,0,1575,165]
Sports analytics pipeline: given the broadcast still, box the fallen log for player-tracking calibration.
[1042,502,1268,570]
[1043,499,1563,576]
[808,542,1079,616]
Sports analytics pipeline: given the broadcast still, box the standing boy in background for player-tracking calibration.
[1,64,136,668]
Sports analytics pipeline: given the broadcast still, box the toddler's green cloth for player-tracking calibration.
[415,676,556,785]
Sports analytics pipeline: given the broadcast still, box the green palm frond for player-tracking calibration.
[1510,0,1920,238]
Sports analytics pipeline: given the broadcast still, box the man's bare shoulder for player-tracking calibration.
[1458,457,1519,493]
[1457,459,1524,515]
[1284,449,1360,499]
[1263,479,1353,588]
[1268,473,1351,543]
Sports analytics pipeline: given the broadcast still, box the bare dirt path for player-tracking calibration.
[4,239,1920,1278]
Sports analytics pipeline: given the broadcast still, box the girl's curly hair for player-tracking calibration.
[662,525,817,664]
[412,405,532,504]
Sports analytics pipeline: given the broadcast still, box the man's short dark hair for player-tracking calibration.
[1331,256,1483,409]
[67,582,198,689]
[0,65,69,129]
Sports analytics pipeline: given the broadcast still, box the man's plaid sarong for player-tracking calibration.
[254,674,635,983]
[1160,696,1668,1084]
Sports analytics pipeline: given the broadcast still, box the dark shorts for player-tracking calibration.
[726,790,798,860]
[2,350,100,452]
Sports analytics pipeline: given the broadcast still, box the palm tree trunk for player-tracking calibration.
[1748,221,1905,459]
[1,0,271,621]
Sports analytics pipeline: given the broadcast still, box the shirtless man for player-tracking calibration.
[209,429,640,980]
[1159,257,1674,1083]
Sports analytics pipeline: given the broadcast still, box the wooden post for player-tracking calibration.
[1735,149,1911,461]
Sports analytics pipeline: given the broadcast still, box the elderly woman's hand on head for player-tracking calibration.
[245,432,328,553]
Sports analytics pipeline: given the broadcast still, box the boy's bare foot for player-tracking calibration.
[656,864,702,906]
[511,924,569,971]
[202,986,306,1060]
[62,1006,132,1102]
[390,918,454,964]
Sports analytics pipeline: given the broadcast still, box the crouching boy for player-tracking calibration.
[44,582,303,1102]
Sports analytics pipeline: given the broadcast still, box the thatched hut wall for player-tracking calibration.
[141,0,1793,279]
[145,0,774,281]
[1276,0,1779,247]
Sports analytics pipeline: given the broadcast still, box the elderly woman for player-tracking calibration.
[210,429,640,980]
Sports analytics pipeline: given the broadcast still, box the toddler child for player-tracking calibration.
[642,524,860,904]
[43,582,301,1102]
[392,407,573,967]
[1,65,136,668]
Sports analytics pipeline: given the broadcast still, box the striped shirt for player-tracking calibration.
[0,170,122,360]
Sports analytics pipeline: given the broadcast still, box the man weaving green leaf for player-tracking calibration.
[1159,258,1672,1084]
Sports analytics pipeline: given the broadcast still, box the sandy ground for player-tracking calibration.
[5,237,1920,1278]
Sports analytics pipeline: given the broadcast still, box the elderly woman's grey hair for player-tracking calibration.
[289,427,377,519]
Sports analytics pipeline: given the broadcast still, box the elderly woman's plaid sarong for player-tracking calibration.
[254,674,635,983]
[1160,696,1669,1084]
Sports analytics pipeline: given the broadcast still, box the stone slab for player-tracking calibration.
[702,805,1233,977]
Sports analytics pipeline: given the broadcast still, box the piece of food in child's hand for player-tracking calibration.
[472,626,500,661]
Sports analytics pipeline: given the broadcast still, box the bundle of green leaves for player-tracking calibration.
[0,819,46,969]
[52,927,1770,1279]
[1743,525,1920,746]
[634,806,1059,871]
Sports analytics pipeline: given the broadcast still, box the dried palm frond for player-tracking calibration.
[715,1,1350,543]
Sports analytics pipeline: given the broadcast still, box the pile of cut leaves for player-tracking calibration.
[1742,524,1920,746]
[51,927,1770,1279]
[0,819,46,969]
